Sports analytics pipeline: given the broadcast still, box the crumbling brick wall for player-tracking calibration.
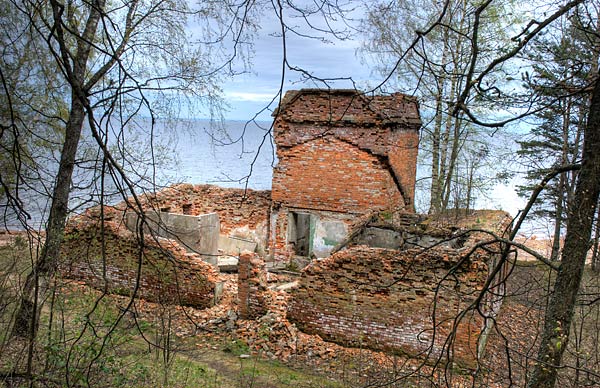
[287,245,490,366]
[60,211,221,308]
[272,137,401,214]
[388,129,420,207]
[270,89,421,262]
[272,90,420,213]
[138,184,271,249]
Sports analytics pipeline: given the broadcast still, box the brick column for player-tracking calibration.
[238,251,268,319]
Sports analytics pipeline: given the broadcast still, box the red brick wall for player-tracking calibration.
[277,92,383,125]
[272,137,402,214]
[272,90,420,216]
[287,246,489,366]
[275,121,392,157]
[270,90,421,261]
[139,184,271,235]
[270,209,292,263]
[389,129,419,208]
[60,216,220,308]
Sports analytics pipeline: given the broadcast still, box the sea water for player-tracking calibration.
[2,119,275,230]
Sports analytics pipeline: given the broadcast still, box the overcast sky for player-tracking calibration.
[218,2,380,121]
[204,3,529,221]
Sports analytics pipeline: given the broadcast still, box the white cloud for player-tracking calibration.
[226,91,275,102]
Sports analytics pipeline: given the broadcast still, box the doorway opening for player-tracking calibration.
[288,212,312,256]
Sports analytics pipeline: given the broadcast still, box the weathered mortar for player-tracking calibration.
[237,251,270,319]
[272,137,402,214]
[287,246,488,365]
[286,210,512,366]
[61,208,221,308]
[60,183,272,302]
[269,89,421,262]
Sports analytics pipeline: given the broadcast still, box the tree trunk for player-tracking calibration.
[429,28,450,214]
[550,194,563,262]
[550,99,572,261]
[441,114,462,210]
[430,88,444,214]
[550,168,565,262]
[591,205,600,273]
[465,159,474,214]
[440,7,467,213]
[527,74,600,387]
[12,96,86,338]
[11,0,104,339]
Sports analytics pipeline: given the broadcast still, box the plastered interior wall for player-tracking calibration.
[125,211,220,265]
[139,184,271,255]
[270,207,354,262]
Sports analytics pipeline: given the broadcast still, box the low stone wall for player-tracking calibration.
[287,246,490,366]
[60,214,221,308]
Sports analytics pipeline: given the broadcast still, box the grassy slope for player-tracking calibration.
[2,235,599,388]
[0,240,339,388]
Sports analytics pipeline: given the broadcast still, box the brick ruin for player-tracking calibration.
[286,211,512,366]
[60,184,270,307]
[138,184,272,255]
[58,88,513,368]
[269,89,421,262]
[237,251,269,319]
[60,207,222,308]
[231,209,511,366]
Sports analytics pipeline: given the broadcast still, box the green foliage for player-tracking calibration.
[285,260,300,272]
[379,210,393,221]
[516,12,596,223]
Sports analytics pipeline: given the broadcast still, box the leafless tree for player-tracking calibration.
[362,0,600,387]
[1,0,364,385]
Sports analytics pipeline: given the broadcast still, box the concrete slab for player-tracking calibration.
[218,234,257,255]
[125,210,220,265]
[217,256,239,272]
